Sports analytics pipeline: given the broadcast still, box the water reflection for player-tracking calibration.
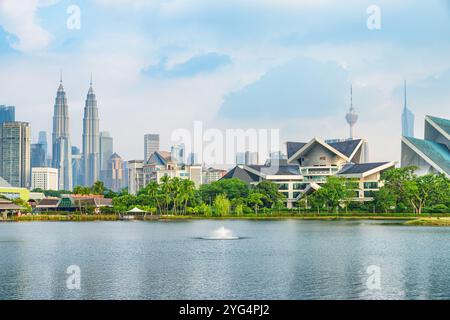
[1,220,450,299]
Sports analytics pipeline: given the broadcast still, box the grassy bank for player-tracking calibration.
[404,217,450,226]
[2,212,450,224]
[6,214,120,222]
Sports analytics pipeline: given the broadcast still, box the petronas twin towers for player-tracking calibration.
[51,74,100,190]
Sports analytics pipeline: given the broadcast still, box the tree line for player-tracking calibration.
[32,166,449,215]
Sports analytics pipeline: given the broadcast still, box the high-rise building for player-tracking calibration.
[171,143,185,164]
[122,160,129,189]
[52,76,73,190]
[128,160,144,195]
[38,131,48,156]
[31,143,46,168]
[99,131,113,182]
[345,85,358,139]
[187,152,198,165]
[82,76,100,186]
[106,153,124,192]
[0,122,31,188]
[144,134,159,162]
[38,130,51,166]
[0,105,15,125]
[235,152,245,165]
[31,167,58,190]
[245,151,259,165]
[401,81,415,137]
[71,146,83,188]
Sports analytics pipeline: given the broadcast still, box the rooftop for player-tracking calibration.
[403,136,450,175]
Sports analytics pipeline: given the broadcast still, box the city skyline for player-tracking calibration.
[1,1,450,163]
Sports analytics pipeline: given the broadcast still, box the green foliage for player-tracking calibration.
[200,178,249,204]
[381,167,450,214]
[373,187,396,213]
[309,176,357,212]
[213,194,231,216]
[12,198,32,213]
[252,181,285,208]
[247,192,265,214]
[32,189,72,197]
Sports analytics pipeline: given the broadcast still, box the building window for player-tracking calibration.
[364,191,376,198]
[278,183,289,190]
[292,192,301,199]
[320,156,326,161]
[364,182,378,189]
[293,183,307,190]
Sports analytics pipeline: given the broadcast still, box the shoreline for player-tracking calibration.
[2,214,450,225]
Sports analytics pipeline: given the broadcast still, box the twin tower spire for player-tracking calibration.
[52,72,100,190]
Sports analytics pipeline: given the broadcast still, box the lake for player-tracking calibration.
[1,219,450,300]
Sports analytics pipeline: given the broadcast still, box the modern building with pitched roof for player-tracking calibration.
[142,151,203,189]
[401,115,449,177]
[336,161,396,200]
[222,137,394,208]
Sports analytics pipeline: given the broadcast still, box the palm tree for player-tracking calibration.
[92,181,106,195]
[181,179,195,215]
[171,177,182,215]
[160,175,172,214]
[146,181,162,214]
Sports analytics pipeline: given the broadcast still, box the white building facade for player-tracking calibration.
[31,167,58,190]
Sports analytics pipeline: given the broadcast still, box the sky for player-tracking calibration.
[0,0,449,165]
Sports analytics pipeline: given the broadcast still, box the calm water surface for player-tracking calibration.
[1,220,450,300]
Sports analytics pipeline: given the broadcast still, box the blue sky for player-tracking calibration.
[0,0,449,162]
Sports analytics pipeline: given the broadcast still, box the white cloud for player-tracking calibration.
[0,0,55,52]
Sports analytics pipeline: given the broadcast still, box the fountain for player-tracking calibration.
[202,226,239,240]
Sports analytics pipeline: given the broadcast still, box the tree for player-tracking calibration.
[200,178,249,204]
[180,179,195,215]
[12,198,31,213]
[407,174,450,214]
[73,185,91,195]
[253,181,284,208]
[374,187,397,213]
[381,167,450,214]
[308,176,356,213]
[91,181,106,195]
[213,194,231,216]
[146,181,162,214]
[160,175,172,213]
[247,192,265,214]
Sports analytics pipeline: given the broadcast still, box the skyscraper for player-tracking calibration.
[128,160,144,195]
[401,81,415,137]
[31,143,46,168]
[245,151,259,165]
[171,143,185,164]
[38,130,52,166]
[0,105,15,125]
[144,134,160,162]
[0,122,31,188]
[38,131,48,156]
[99,131,113,182]
[345,85,358,139]
[106,153,124,192]
[71,146,83,188]
[82,76,100,186]
[52,76,73,190]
